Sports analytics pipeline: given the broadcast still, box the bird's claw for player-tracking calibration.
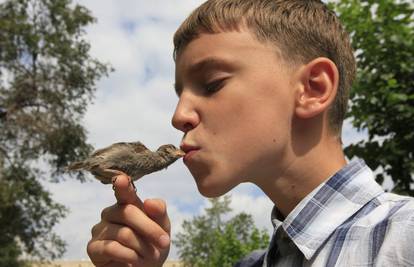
[112,176,118,190]
[112,178,136,192]
[106,169,136,192]
[130,179,137,192]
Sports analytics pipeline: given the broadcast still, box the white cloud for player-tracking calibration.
[41,0,368,261]
[342,118,368,147]
[47,175,200,260]
[228,191,274,233]
[44,0,208,260]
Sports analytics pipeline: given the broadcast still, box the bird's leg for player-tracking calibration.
[130,179,137,192]
[102,169,134,191]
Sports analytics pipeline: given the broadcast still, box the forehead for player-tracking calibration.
[176,30,274,67]
[174,30,282,86]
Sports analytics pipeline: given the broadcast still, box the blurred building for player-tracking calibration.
[31,260,183,267]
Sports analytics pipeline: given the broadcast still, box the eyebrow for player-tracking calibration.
[174,57,236,95]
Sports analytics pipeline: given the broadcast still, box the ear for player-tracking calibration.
[295,57,339,119]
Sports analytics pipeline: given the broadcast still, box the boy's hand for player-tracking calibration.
[87,174,171,267]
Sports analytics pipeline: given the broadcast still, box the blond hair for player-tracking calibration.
[173,0,356,135]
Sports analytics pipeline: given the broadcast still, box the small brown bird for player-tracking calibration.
[66,142,185,187]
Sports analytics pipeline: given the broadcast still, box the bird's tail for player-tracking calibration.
[65,161,86,171]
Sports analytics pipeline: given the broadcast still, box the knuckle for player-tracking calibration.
[103,241,117,256]
[123,203,138,215]
[86,242,106,267]
[150,248,161,261]
[86,240,97,257]
[149,227,166,243]
[100,206,111,220]
[91,223,101,237]
[117,227,134,244]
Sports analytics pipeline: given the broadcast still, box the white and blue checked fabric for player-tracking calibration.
[235,159,414,267]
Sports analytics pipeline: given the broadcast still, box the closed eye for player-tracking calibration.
[204,78,226,94]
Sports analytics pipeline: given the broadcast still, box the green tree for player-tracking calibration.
[0,0,111,265]
[174,196,270,267]
[329,0,414,195]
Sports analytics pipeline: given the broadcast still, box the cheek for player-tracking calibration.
[213,102,291,178]
[191,117,288,196]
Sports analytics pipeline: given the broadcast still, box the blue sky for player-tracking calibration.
[41,0,368,260]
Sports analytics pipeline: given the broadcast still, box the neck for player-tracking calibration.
[254,121,347,217]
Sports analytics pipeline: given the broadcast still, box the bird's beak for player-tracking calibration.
[174,149,186,157]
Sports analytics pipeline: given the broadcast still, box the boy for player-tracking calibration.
[87,0,414,266]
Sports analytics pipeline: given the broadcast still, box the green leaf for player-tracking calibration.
[0,0,112,264]
[332,0,414,196]
[174,196,270,267]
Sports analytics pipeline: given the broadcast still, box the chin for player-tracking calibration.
[195,176,236,198]
[188,162,240,197]
[197,186,226,198]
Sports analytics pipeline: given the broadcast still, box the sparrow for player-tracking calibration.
[66,141,185,188]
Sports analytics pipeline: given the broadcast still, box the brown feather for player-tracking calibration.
[65,141,184,184]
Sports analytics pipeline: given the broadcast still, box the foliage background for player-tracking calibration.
[174,196,270,267]
[330,0,414,195]
[0,0,412,264]
[0,0,110,265]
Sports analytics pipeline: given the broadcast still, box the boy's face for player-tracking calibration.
[172,29,297,197]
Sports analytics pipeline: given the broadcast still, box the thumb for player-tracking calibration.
[112,174,143,208]
[143,199,171,235]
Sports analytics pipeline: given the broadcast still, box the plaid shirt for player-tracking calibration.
[235,159,414,267]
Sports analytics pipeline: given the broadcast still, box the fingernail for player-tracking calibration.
[158,235,170,248]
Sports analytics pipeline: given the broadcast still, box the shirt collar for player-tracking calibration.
[271,158,384,260]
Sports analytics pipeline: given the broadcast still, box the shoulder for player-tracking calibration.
[351,192,414,226]
[376,192,414,222]
[382,193,414,234]
[346,193,414,248]
[330,194,414,265]
[359,192,414,231]
[373,193,414,265]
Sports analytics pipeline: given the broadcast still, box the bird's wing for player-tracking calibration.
[130,141,149,153]
[91,142,149,157]
[66,161,86,170]
[91,142,131,157]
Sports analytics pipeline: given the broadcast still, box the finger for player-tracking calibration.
[113,174,143,208]
[90,222,162,265]
[87,239,140,266]
[99,261,130,267]
[144,199,171,235]
[101,204,170,249]
[100,223,159,259]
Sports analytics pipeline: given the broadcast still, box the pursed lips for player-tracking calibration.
[180,143,201,163]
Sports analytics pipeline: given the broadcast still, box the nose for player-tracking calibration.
[171,93,200,133]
